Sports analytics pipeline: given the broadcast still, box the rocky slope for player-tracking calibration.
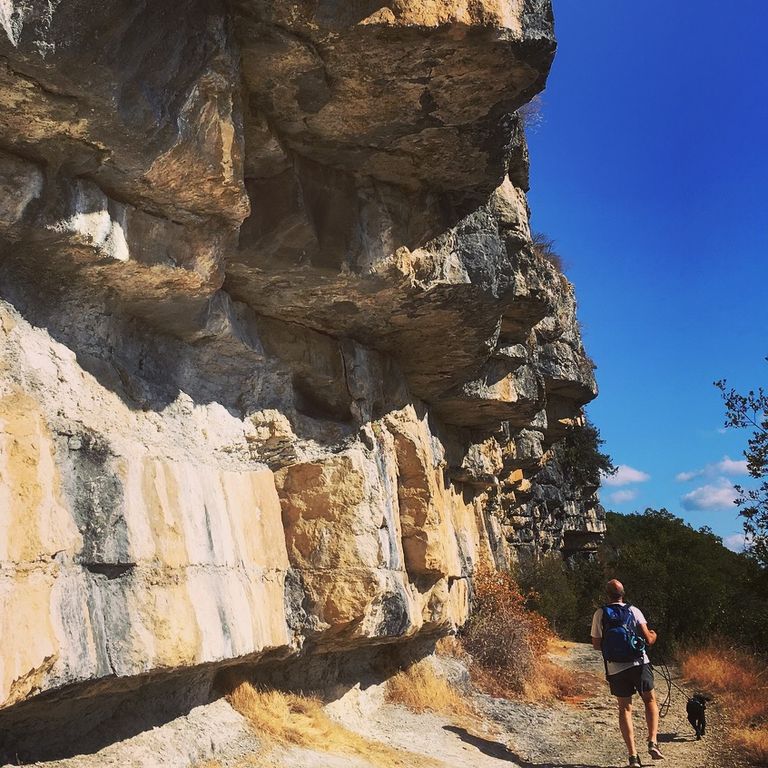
[0,0,600,759]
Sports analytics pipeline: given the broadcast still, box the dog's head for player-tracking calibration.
[689,694,710,709]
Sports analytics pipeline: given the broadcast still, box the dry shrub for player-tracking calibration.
[386,657,473,721]
[682,644,768,765]
[435,635,468,660]
[218,672,438,768]
[461,567,552,697]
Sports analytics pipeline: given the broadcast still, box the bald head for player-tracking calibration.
[607,579,625,601]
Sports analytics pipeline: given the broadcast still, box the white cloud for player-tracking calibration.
[676,456,748,483]
[608,489,638,504]
[723,533,747,553]
[681,479,738,511]
[717,456,749,475]
[675,469,704,482]
[601,465,651,487]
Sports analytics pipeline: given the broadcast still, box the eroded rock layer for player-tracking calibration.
[0,0,598,737]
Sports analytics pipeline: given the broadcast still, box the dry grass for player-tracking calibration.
[469,651,592,703]
[682,644,768,765]
[218,672,439,768]
[527,657,596,703]
[386,657,474,721]
[531,232,565,273]
[435,635,468,660]
[732,728,768,767]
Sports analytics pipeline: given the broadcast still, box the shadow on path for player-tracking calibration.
[442,726,614,768]
[659,730,696,744]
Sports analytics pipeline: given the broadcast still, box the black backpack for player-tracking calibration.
[601,604,645,663]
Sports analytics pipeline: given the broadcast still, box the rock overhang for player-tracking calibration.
[234,0,555,192]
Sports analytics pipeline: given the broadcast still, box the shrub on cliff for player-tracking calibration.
[556,419,616,489]
[461,567,595,701]
[461,567,551,694]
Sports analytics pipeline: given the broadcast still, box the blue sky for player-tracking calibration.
[526,0,768,549]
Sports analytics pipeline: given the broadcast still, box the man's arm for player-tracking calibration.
[638,623,657,646]
[590,609,602,651]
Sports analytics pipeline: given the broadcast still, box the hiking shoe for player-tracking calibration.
[648,741,665,760]
[629,756,642,767]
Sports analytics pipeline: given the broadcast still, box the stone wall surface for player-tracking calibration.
[0,0,600,744]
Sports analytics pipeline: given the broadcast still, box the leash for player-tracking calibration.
[649,654,689,718]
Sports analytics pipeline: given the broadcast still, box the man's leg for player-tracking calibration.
[641,688,665,759]
[617,696,636,757]
[641,689,659,744]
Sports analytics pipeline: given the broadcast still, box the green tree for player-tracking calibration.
[556,419,616,488]
[517,509,768,650]
[716,365,768,567]
[516,554,578,637]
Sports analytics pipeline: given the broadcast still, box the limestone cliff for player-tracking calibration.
[0,0,599,755]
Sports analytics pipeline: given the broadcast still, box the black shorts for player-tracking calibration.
[607,664,654,698]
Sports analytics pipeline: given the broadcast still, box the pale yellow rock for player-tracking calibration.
[276,453,379,570]
[385,409,464,580]
[0,391,82,564]
[0,569,59,708]
[124,459,289,570]
[0,0,599,720]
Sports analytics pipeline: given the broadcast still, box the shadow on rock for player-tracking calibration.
[443,725,614,768]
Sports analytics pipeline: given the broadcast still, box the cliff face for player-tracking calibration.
[0,0,597,737]
[507,449,607,562]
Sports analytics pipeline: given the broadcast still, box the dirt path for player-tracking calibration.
[308,642,744,768]
[465,642,739,768]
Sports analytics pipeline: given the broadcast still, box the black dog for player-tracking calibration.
[686,695,709,739]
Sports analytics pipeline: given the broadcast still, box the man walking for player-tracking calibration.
[591,579,664,767]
